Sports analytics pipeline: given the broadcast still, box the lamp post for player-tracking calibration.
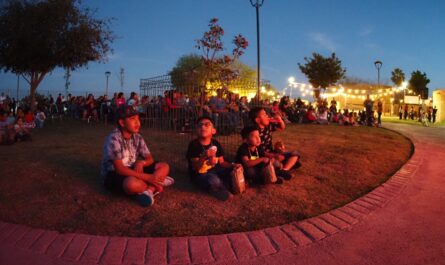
[288,76,295,99]
[374,60,383,113]
[374,60,382,89]
[105,71,111,96]
[16,74,20,101]
[250,0,264,105]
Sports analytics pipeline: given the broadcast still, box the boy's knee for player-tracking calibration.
[123,177,147,194]
[207,174,222,189]
[155,162,170,173]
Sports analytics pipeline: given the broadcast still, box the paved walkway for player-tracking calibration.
[1,123,444,265]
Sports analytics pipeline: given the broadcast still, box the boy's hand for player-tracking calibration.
[261,157,270,164]
[276,154,285,162]
[273,113,283,121]
[148,171,165,184]
[207,148,217,157]
[233,163,243,170]
[208,156,218,166]
[134,161,145,173]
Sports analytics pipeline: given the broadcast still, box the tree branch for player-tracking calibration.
[21,74,31,84]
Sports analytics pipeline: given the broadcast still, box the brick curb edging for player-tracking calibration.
[0,131,421,265]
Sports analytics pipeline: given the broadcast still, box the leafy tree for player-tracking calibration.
[169,54,206,91]
[391,68,405,86]
[408,70,430,99]
[0,0,114,109]
[195,18,248,85]
[169,53,258,95]
[298,53,346,97]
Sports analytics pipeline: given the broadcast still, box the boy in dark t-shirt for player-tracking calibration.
[186,116,242,201]
[236,126,282,185]
[249,107,301,180]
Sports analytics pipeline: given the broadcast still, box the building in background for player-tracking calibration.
[433,89,445,123]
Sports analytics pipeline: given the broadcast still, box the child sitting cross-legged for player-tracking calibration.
[186,116,242,201]
[101,105,174,207]
[249,107,302,180]
[236,126,283,185]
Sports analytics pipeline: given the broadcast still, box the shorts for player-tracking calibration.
[274,151,302,170]
[104,162,157,194]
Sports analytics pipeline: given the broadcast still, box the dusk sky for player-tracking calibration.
[1,0,444,97]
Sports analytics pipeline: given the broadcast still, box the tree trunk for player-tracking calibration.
[28,71,47,112]
[30,82,38,112]
[314,89,321,99]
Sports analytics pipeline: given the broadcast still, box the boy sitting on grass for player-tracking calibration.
[249,107,301,180]
[186,116,242,201]
[236,126,283,185]
[101,105,174,207]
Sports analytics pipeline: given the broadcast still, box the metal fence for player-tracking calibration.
[139,75,273,161]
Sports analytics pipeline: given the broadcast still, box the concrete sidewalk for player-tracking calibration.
[1,123,443,265]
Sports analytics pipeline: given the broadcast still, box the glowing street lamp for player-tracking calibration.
[374,60,382,90]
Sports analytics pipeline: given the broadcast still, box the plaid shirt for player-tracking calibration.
[101,128,151,177]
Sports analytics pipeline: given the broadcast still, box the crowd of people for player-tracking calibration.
[0,87,440,145]
[398,104,438,126]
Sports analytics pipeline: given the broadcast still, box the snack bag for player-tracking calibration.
[262,161,277,184]
[231,166,246,194]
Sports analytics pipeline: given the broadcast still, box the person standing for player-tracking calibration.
[404,104,409,120]
[432,106,438,123]
[398,105,403,120]
[377,100,383,126]
[427,106,432,123]
[364,95,374,126]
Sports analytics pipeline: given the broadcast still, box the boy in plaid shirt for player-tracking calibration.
[101,105,174,206]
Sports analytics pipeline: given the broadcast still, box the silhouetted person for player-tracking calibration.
[404,104,408,120]
[432,106,438,123]
[364,95,373,126]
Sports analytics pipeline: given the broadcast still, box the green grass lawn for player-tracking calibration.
[382,116,445,127]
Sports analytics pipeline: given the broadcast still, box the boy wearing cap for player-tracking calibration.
[186,116,242,201]
[101,105,173,207]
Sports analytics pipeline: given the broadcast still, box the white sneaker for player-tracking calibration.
[136,190,154,207]
[163,176,175,187]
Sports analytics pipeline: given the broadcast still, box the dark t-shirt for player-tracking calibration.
[258,123,278,153]
[236,143,266,165]
[186,138,224,177]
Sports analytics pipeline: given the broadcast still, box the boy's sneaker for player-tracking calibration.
[210,187,233,201]
[274,176,284,185]
[163,176,175,187]
[135,190,154,207]
[277,170,292,180]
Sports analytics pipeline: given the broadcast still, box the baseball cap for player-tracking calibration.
[117,105,139,120]
[196,116,214,125]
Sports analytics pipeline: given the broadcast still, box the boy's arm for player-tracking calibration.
[265,151,285,161]
[133,153,155,173]
[112,159,163,184]
[218,156,241,169]
[273,114,285,130]
[242,156,268,167]
[190,156,209,171]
